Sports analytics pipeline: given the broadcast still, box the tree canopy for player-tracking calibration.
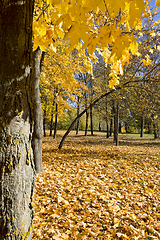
[33,0,160,88]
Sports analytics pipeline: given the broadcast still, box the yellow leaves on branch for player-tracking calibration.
[33,20,56,51]
[34,0,145,82]
[141,54,152,66]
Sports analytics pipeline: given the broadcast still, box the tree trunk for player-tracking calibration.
[43,110,47,137]
[50,94,56,137]
[31,47,43,173]
[85,110,89,136]
[53,102,58,139]
[147,121,152,134]
[0,1,36,239]
[49,113,53,136]
[76,96,80,135]
[140,114,144,138]
[90,106,94,136]
[110,118,113,137]
[153,122,158,139]
[125,121,129,133]
[105,96,109,138]
[119,122,122,133]
[113,100,116,142]
[114,101,119,146]
[110,104,114,137]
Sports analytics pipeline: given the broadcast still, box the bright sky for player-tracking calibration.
[149,0,160,20]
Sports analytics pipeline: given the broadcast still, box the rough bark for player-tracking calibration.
[0,1,35,239]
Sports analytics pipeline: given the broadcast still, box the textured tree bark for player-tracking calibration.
[0,0,35,239]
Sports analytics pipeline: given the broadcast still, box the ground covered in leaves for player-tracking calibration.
[33,132,160,240]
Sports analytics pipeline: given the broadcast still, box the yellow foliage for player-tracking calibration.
[33,0,147,86]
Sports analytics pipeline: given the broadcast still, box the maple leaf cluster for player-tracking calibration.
[33,132,160,239]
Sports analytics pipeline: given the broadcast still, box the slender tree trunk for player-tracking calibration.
[147,121,152,134]
[99,122,101,132]
[31,47,43,173]
[110,118,113,137]
[119,122,122,133]
[53,102,58,139]
[50,93,56,136]
[76,96,80,135]
[153,122,158,139]
[49,113,53,136]
[0,1,36,239]
[90,106,94,136]
[43,110,47,137]
[105,96,109,138]
[113,100,116,142]
[85,110,89,136]
[125,121,129,133]
[114,101,119,146]
[110,104,114,137]
[140,114,144,138]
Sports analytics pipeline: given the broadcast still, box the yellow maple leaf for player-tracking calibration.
[49,0,61,6]
[156,0,160,6]
[129,40,138,55]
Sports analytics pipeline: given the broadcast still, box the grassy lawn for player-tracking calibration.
[33,131,160,239]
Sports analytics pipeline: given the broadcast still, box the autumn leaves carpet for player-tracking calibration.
[33,133,160,239]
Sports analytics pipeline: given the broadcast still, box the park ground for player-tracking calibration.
[32,131,160,239]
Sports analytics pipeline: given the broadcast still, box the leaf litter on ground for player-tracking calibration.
[32,132,160,240]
